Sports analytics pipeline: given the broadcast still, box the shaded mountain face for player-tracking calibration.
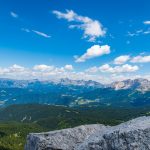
[0,78,150,107]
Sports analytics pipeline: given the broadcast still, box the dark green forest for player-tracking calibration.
[0,104,150,150]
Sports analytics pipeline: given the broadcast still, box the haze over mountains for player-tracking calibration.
[0,78,150,107]
[1,77,150,90]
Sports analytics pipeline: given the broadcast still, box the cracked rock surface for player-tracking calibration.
[25,116,150,150]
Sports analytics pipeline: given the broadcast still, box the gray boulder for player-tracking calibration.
[77,116,150,150]
[25,116,150,150]
[25,124,107,150]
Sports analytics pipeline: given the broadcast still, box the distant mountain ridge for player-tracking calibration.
[0,77,150,91]
[0,78,103,88]
[58,78,104,88]
[110,78,150,92]
[0,78,150,107]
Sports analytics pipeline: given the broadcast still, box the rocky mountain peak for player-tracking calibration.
[111,78,150,92]
[58,78,103,87]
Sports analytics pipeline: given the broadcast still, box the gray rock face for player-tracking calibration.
[25,116,150,150]
[77,116,150,150]
[25,124,108,150]
[111,78,150,92]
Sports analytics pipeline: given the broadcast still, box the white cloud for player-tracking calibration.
[99,64,139,73]
[75,45,110,62]
[143,21,150,25]
[127,28,150,37]
[0,64,148,84]
[53,10,106,42]
[10,11,19,18]
[131,55,150,63]
[143,30,150,35]
[21,28,30,33]
[0,68,9,74]
[0,64,30,78]
[32,30,51,38]
[85,66,99,73]
[53,10,76,21]
[33,65,54,71]
[21,28,51,38]
[114,55,130,64]
[64,65,74,71]
[9,64,26,72]
[127,30,143,37]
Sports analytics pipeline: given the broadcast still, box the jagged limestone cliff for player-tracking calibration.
[25,116,150,150]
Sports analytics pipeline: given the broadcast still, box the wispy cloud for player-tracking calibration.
[127,29,150,36]
[10,12,51,38]
[21,28,30,33]
[32,30,51,38]
[53,10,106,42]
[10,11,19,18]
[21,28,51,38]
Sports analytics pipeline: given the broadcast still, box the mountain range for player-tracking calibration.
[0,78,150,107]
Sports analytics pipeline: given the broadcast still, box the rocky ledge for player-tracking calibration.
[25,116,150,150]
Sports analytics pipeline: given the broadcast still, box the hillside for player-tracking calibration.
[0,104,150,150]
[1,104,150,127]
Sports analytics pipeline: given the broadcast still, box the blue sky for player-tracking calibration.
[0,0,150,83]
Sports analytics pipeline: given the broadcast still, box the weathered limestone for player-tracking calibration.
[25,116,150,150]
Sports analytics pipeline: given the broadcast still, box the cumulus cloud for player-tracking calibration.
[143,21,150,25]
[0,68,9,74]
[64,65,74,71]
[33,65,54,71]
[9,64,26,72]
[99,64,139,73]
[53,10,106,42]
[75,45,110,62]
[131,55,150,63]
[0,64,30,78]
[10,11,19,18]
[114,55,130,64]
[85,66,99,73]
[0,64,148,84]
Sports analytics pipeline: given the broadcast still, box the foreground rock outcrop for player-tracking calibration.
[25,124,108,150]
[25,116,150,150]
